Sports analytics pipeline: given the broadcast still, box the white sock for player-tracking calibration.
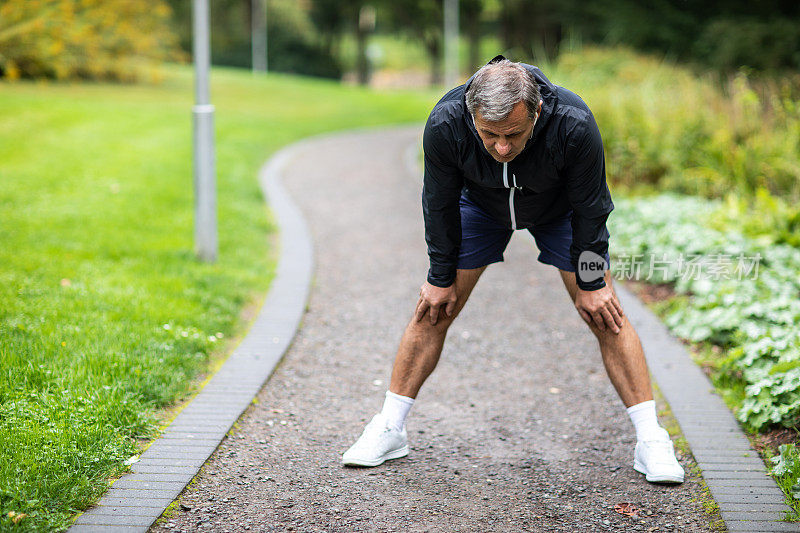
[626,400,667,442]
[381,390,414,431]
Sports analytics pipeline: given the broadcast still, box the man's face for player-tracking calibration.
[473,100,542,163]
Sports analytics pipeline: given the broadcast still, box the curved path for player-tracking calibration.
[147,127,724,532]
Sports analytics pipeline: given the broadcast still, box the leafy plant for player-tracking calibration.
[609,194,800,431]
[769,444,800,518]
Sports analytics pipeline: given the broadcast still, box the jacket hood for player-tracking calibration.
[463,55,558,147]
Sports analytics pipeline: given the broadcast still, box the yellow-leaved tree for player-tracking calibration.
[0,0,182,81]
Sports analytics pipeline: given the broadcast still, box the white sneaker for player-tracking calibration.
[633,431,685,484]
[342,413,409,467]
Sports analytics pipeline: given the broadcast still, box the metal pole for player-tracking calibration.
[251,0,267,73]
[444,0,459,87]
[193,0,217,262]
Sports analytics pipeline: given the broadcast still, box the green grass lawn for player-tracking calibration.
[0,65,437,531]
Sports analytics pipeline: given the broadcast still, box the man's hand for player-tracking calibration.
[415,281,457,326]
[574,284,625,334]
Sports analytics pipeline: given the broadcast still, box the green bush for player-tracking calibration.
[694,18,800,72]
[708,189,800,249]
[545,47,800,202]
[0,0,181,82]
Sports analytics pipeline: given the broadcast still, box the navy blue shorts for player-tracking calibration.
[457,194,610,272]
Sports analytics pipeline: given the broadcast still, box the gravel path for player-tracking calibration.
[151,127,717,533]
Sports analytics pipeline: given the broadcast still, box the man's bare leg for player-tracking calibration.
[342,267,485,466]
[559,269,683,483]
[389,266,486,399]
[558,269,652,408]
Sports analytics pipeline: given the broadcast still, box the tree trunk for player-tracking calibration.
[355,5,375,86]
[544,21,562,62]
[466,16,480,73]
[498,0,515,52]
[460,0,483,73]
[356,26,369,85]
[427,36,443,85]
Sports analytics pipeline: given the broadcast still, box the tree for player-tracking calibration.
[461,0,485,73]
[310,0,351,61]
[556,0,800,72]
[310,0,375,84]
[498,0,564,64]
[381,0,445,84]
[163,0,342,78]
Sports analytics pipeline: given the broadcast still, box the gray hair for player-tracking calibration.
[465,59,541,122]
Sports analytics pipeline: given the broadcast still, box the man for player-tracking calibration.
[342,56,684,484]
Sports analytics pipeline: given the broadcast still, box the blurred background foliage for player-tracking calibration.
[2,0,799,82]
[165,0,344,78]
[0,0,181,81]
[546,47,800,203]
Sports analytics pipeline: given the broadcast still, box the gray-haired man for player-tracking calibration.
[342,56,684,484]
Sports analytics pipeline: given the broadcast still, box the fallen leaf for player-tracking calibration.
[614,502,639,518]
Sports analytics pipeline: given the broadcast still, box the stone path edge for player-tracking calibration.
[68,135,319,532]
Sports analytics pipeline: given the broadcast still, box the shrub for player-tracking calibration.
[546,47,800,202]
[0,0,181,82]
[694,18,800,72]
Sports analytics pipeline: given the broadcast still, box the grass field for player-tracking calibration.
[0,65,437,531]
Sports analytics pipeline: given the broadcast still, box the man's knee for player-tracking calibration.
[410,267,483,332]
[407,308,457,336]
[585,320,613,341]
[584,315,633,345]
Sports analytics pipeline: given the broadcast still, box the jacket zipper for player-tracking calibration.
[503,162,518,230]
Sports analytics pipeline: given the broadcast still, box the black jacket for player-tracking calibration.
[422,60,614,291]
